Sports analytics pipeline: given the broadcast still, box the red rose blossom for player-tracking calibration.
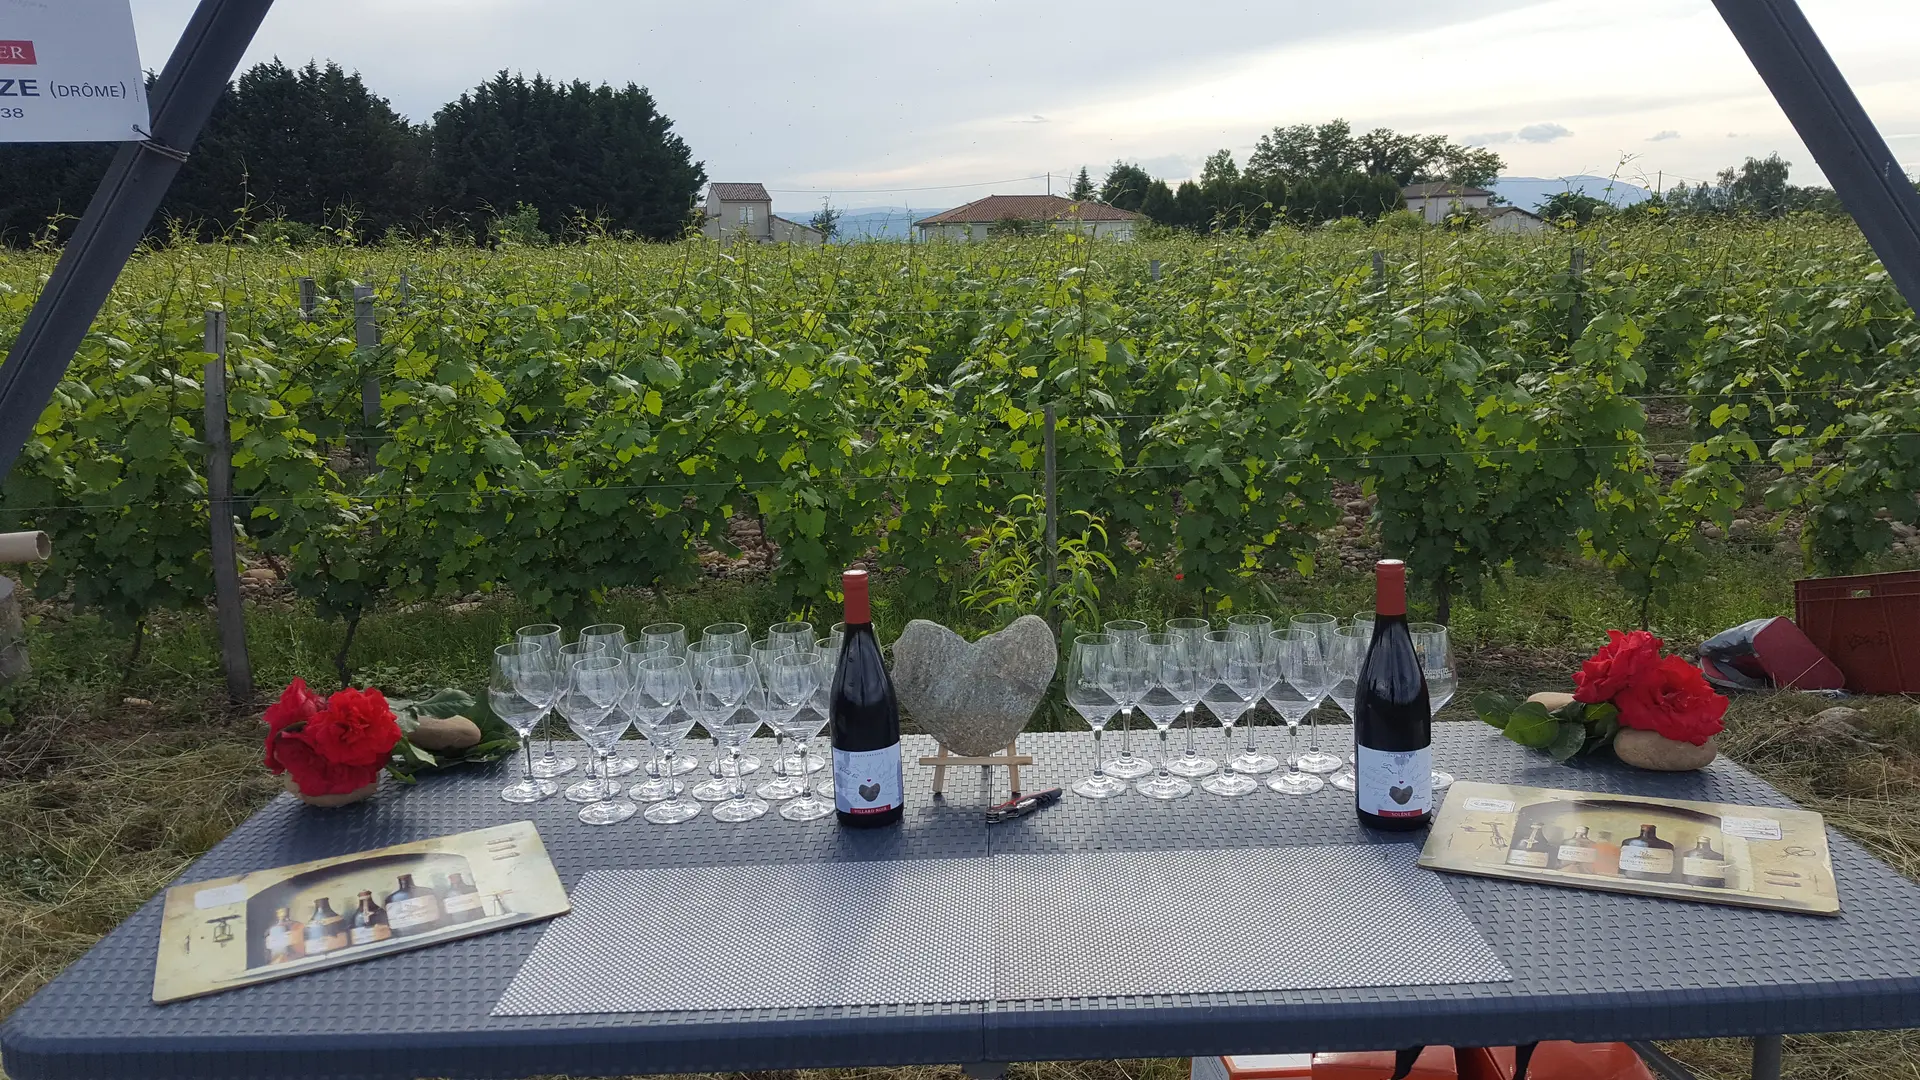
[1614,655,1729,746]
[1573,629,1664,704]
[261,678,323,771]
[270,727,385,796]
[304,687,402,769]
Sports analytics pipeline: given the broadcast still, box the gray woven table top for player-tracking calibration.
[8,724,1920,1080]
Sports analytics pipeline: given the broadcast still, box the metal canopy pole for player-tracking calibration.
[0,0,276,479]
[1710,0,1920,311]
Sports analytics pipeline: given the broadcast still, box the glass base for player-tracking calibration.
[1329,766,1356,792]
[530,755,576,779]
[648,756,699,778]
[818,778,835,800]
[500,777,556,803]
[1105,754,1154,780]
[775,754,826,776]
[604,754,642,778]
[1433,769,1456,791]
[1230,751,1281,775]
[1074,773,1129,799]
[1270,770,1325,795]
[579,798,637,825]
[644,799,702,824]
[1296,750,1343,775]
[756,776,803,801]
[630,777,683,803]
[1200,771,1258,797]
[566,777,619,803]
[781,794,835,821]
[1167,753,1218,778]
[691,778,733,802]
[713,795,769,822]
[709,755,761,778]
[1137,773,1192,800]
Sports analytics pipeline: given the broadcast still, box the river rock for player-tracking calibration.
[1526,691,1576,711]
[891,616,1057,756]
[409,714,484,752]
[1614,728,1718,771]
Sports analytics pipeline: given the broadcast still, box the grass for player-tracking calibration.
[1,547,1917,1080]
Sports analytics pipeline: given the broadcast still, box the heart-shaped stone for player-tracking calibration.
[890,616,1058,757]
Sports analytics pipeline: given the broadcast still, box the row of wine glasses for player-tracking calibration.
[486,620,845,825]
[1064,614,1457,800]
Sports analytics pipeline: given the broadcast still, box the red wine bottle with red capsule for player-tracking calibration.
[1354,559,1433,831]
[830,569,904,828]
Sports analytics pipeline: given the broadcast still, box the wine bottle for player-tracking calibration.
[264,906,304,964]
[1681,835,1727,887]
[1618,824,1678,881]
[348,890,393,946]
[383,873,445,936]
[441,872,486,924]
[302,898,348,956]
[1353,559,1432,831]
[1556,826,1599,873]
[829,568,904,828]
[1506,821,1553,868]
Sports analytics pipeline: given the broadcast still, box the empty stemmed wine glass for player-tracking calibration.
[703,621,750,654]
[621,644,681,803]
[1226,614,1280,774]
[566,656,636,825]
[515,623,576,779]
[1100,619,1154,780]
[579,624,640,777]
[1136,633,1197,799]
[1267,629,1328,795]
[701,624,760,776]
[767,651,834,821]
[750,638,803,794]
[1326,624,1369,792]
[489,642,558,803]
[751,686,806,801]
[1164,618,1217,778]
[629,656,701,825]
[701,654,764,821]
[1065,634,1127,799]
[636,623,698,778]
[1199,630,1260,796]
[808,656,837,801]
[1289,613,1343,774]
[556,644,614,803]
[1411,622,1458,792]
[686,641,743,801]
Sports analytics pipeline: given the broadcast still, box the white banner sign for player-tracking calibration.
[0,0,147,143]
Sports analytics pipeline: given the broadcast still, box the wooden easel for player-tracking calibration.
[919,738,1034,798]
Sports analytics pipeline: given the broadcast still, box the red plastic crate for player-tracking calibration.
[1794,570,1920,693]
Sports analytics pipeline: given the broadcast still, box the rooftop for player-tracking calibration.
[1402,182,1494,199]
[709,182,771,202]
[915,194,1139,226]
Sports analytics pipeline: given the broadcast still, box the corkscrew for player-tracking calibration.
[987,788,1062,823]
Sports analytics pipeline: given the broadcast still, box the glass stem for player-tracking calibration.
[1157,728,1171,780]
[1091,728,1106,779]
[1246,707,1259,753]
[521,734,535,781]
[797,738,812,798]
[730,746,744,801]
[1223,722,1235,764]
[773,729,787,773]
[1182,707,1197,756]
[1288,724,1301,773]
[597,749,611,799]
[1120,706,1135,756]
[662,748,679,804]
[542,708,556,758]
[1309,708,1322,753]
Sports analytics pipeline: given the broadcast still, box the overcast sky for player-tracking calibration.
[131,0,1920,210]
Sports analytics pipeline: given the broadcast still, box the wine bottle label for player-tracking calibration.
[833,744,903,815]
[443,892,485,915]
[1618,847,1675,874]
[386,895,442,930]
[1506,849,1551,868]
[1683,856,1726,881]
[1557,845,1598,866]
[349,925,391,946]
[1354,745,1431,817]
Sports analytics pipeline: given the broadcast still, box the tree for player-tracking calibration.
[809,199,842,241]
[1101,161,1156,211]
[1726,153,1791,216]
[1540,191,1612,227]
[1069,166,1095,201]
[1246,118,1502,188]
[1199,149,1240,190]
[432,72,706,241]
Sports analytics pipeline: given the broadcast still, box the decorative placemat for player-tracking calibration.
[993,844,1511,1001]
[492,858,993,1015]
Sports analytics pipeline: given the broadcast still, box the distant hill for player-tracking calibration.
[777,206,948,242]
[1490,176,1654,212]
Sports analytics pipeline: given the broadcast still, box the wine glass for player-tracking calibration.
[580,625,640,778]
[702,654,766,822]
[1065,633,1127,799]
[568,656,637,825]
[808,658,836,802]
[556,643,614,803]
[703,621,750,655]
[1100,619,1154,779]
[750,638,803,792]
[1411,622,1458,792]
[1325,624,1369,792]
[768,652,834,821]
[824,622,846,657]
[751,687,806,801]
[1225,614,1280,774]
[630,656,701,825]
[700,625,759,777]
[488,642,557,803]
[1164,618,1218,778]
[1351,612,1376,637]
[687,641,743,801]
[515,623,576,779]
[621,643,680,802]
[1199,630,1260,796]
[1136,633,1196,800]
[768,620,814,656]
[1266,629,1328,795]
[639,622,688,658]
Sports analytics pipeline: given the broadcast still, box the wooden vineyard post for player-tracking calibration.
[919,739,1035,799]
[203,309,253,703]
[298,276,316,321]
[354,285,379,429]
[1569,247,1587,341]
[1043,404,1058,597]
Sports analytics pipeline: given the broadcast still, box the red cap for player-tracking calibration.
[842,569,871,624]
[1375,559,1407,617]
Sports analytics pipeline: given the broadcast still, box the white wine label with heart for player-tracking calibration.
[833,745,902,816]
[1356,745,1431,818]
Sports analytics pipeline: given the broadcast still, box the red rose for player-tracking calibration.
[262,678,323,771]
[1573,629,1664,704]
[270,727,385,796]
[1615,655,1729,746]
[304,687,402,769]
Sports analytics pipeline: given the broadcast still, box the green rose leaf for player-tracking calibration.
[1548,719,1588,762]
[1502,701,1559,748]
[1475,691,1520,730]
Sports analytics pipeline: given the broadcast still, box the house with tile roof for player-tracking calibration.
[1402,182,1497,224]
[700,183,824,245]
[914,194,1141,242]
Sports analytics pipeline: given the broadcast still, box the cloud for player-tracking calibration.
[1010,114,1049,124]
[1648,129,1681,141]
[1465,131,1515,146]
[1518,122,1573,143]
